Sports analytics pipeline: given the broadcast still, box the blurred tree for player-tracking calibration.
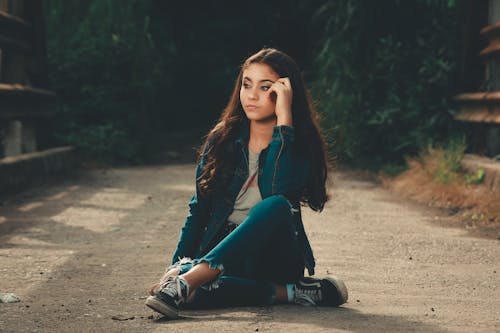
[46,0,173,163]
[312,0,465,168]
[45,0,466,167]
[45,0,320,163]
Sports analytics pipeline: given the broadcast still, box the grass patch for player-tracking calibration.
[420,138,466,184]
[380,140,499,239]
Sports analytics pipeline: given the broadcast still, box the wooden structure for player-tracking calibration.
[454,0,500,156]
[0,0,55,158]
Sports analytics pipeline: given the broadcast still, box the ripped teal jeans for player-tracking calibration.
[168,195,304,309]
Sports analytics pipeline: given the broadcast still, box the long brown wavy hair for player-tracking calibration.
[197,48,330,212]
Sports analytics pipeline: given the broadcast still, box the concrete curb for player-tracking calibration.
[461,153,500,190]
[0,146,76,194]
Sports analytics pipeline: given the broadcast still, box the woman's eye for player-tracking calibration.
[242,83,250,88]
[261,86,270,91]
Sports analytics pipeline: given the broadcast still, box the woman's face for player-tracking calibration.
[240,63,280,123]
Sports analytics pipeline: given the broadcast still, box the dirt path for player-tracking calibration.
[0,163,498,332]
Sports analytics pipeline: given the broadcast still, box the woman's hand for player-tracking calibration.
[148,267,181,296]
[269,77,293,126]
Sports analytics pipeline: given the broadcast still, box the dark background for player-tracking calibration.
[43,0,482,167]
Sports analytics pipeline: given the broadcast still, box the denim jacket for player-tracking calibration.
[172,123,316,276]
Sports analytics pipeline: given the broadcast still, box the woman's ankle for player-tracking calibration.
[181,262,220,291]
[274,284,289,303]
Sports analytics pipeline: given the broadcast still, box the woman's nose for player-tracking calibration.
[248,88,258,100]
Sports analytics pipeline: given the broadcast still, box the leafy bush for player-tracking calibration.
[45,0,174,164]
[465,168,485,185]
[312,0,464,169]
[61,123,139,164]
[422,137,466,184]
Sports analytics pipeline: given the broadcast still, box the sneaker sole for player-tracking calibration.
[324,275,348,306]
[145,295,179,318]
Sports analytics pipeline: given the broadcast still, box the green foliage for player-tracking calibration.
[465,168,485,185]
[45,0,174,164]
[312,0,464,168]
[43,0,467,167]
[60,123,139,164]
[412,136,486,185]
[431,137,466,183]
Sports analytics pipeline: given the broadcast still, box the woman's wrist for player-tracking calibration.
[276,112,293,126]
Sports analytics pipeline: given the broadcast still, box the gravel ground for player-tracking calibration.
[0,162,498,333]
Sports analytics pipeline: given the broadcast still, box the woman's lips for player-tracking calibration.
[246,105,258,109]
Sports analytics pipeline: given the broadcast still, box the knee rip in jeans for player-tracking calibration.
[193,258,226,291]
[166,257,194,274]
[167,257,225,291]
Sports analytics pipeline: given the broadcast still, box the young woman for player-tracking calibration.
[146,48,348,318]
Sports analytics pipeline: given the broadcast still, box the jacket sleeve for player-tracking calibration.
[171,141,212,264]
[259,125,310,201]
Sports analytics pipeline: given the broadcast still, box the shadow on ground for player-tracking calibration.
[151,305,447,333]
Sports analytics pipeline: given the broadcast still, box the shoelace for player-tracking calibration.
[294,287,322,306]
[159,277,189,304]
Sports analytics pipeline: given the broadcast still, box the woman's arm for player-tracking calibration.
[171,141,212,264]
[257,77,309,199]
[259,125,309,200]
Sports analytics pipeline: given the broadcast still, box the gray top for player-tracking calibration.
[227,149,262,224]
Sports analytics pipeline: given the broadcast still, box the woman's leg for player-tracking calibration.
[146,195,348,316]
[145,195,348,316]
[182,195,297,290]
[182,276,278,309]
[147,195,297,311]
[151,260,290,308]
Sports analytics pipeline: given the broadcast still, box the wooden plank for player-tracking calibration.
[0,10,30,27]
[480,22,500,58]
[0,83,56,119]
[0,146,74,164]
[454,107,500,124]
[453,92,500,124]
[453,92,500,103]
[0,83,55,97]
[0,9,32,54]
